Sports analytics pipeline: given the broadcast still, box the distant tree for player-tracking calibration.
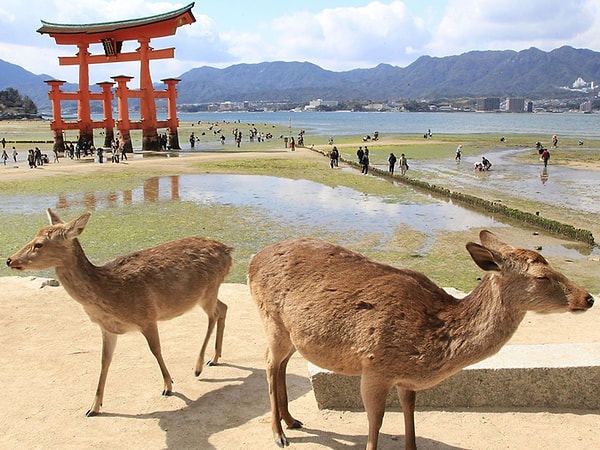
[402,100,430,112]
[0,87,38,116]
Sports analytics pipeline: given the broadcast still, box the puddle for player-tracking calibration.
[2,174,504,242]
[3,173,597,258]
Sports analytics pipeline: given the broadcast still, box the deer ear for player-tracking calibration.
[478,230,513,253]
[64,212,92,240]
[47,208,64,225]
[466,242,501,272]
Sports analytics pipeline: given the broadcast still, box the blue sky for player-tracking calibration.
[0,0,598,85]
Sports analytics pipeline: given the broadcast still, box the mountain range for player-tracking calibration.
[1,46,598,111]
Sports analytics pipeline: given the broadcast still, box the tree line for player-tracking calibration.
[0,88,38,118]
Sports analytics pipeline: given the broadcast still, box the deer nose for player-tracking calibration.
[586,295,595,307]
[6,258,11,267]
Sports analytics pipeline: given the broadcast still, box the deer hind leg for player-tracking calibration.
[207,299,228,366]
[397,387,417,450]
[360,373,392,450]
[277,348,302,429]
[194,298,227,376]
[87,329,118,417]
[141,322,173,396]
[265,331,296,448]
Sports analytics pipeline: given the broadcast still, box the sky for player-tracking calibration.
[1,0,599,86]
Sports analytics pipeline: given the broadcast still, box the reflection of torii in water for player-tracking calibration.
[56,176,181,209]
[37,3,196,153]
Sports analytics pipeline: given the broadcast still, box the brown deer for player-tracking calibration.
[6,208,233,417]
[247,231,594,449]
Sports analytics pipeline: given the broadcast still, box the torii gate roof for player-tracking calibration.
[37,2,196,45]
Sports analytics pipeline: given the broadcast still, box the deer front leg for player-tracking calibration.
[361,373,392,450]
[87,329,118,417]
[398,387,417,450]
[141,323,173,396]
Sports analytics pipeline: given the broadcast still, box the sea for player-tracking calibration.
[173,110,600,140]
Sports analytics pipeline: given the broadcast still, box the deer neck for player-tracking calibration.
[54,238,101,300]
[445,273,527,366]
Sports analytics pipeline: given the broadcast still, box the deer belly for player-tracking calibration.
[291,333,366,375]
[83,305,137,334]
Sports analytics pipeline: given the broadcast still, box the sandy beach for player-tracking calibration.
[1,147,600,449]
[0,275,599,450]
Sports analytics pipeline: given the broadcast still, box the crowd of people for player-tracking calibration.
[326,139,411,177]
[2,130,561,180]
[0,137,131,168]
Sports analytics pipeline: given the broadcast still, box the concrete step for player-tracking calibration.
[308,343,600,410]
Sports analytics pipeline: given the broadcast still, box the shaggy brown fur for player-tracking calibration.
[248,231,593,449]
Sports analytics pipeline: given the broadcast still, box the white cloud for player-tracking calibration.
[225,1,431,70]
[427,0,599,57]
[2,0,600,84]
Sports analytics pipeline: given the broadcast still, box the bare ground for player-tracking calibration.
[0,277,599,450]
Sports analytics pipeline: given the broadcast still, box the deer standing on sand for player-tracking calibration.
[6,209,233,416]
[248,231,594,449]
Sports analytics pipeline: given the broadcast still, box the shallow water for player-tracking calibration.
[399,147,600,214]
[2,173,503,241]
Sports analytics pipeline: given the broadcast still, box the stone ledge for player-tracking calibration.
[308,343,600,410]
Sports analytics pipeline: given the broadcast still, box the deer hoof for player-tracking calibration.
[275,436,289,448]
[162,389,172,396]
[287,419,303,429]
[206,360,217,367]
[85,409,99,417]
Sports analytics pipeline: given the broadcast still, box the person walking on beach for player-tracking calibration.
[400,153,409,175]
[34,147,43,166]
[361,150,369,174]
[541,148,550,167]
[12,147,18,163]
[330,146,339,168]
[356,146,364,163]
[1,149,8,165]
[27,149,35,168]
[455,145,462,161]
[1,137,6,149]
[388,152,397,174]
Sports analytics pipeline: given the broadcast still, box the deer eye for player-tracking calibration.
[536,276,549,281]
[33,243,43,249]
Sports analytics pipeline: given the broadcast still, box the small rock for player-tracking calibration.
[40,279,60,288]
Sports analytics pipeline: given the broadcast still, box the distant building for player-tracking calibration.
[580,100,592,113]
[477,97,500,111]
[305,98,339,110]
[506,97,525,112]
[527,101,534,113]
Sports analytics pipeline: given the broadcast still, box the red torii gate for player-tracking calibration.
[37,3,196,152]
